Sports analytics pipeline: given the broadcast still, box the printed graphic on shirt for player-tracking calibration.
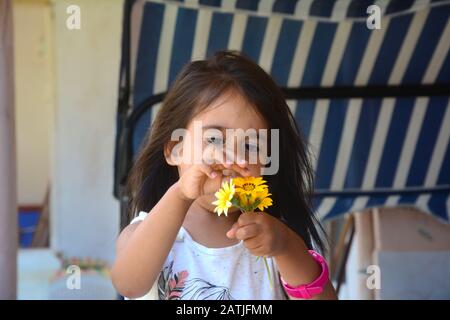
[157,260,189,300]
[158,261,235,300]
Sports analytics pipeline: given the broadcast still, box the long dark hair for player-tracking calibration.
[126,50,326,252]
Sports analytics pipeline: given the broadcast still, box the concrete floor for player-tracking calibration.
[17,249,117,300]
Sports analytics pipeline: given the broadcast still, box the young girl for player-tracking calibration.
[111,50,337,300]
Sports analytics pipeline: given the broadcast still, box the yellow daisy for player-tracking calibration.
[213,176,274,289]
[237,192,254,209]
[233,176,268,196]
[235,180,273,212]
[212,179,235,217]
[256,195,273,211]
[254,188,273,211]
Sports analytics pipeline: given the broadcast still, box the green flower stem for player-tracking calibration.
[255,255,273,290]
[263,257,273,290]
[234,198,274,291]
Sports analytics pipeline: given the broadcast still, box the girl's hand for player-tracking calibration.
[177,162,250,201]
[226,212,292,257]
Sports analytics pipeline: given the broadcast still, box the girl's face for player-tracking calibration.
[170,89,268,213]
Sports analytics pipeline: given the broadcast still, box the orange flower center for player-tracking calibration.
[243,183,255,191]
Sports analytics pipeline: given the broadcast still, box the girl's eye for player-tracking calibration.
[206,136,224,145]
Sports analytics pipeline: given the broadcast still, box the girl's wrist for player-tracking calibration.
[274,226,308,258]
[171,181,194,205]
[274,228,324,289]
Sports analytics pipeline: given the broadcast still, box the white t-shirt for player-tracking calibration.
[130,211,287,300]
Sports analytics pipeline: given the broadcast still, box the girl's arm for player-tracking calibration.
[227,212,338,300]
[111,182,192,298]
[112,162,250,298]
[273,227,338,300]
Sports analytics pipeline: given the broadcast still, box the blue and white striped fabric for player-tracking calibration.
[147,0,450,21]
[126,0,450,222]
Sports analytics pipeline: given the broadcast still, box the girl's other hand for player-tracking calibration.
[226,211,292,257]
[177,162,250,201]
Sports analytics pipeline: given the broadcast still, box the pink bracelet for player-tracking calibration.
[280,250,329,299]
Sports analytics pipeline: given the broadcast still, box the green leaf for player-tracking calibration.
[250,199,261,212]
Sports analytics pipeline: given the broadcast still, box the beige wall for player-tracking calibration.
[12,0,122,263]
[13,0,54,205]
[51,0,122,262]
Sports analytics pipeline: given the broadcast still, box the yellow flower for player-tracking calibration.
[233,176,268,196]
[212,179,235,217]
[234,177,273,212]
[213,176,274,289]
[238,192,252,207]
[212,176,273,215]
[255,188,273,211]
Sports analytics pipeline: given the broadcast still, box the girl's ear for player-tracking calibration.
[164,141,182,166]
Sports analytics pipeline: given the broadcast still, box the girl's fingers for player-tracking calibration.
[235,224,260,241]
[201,167,223,195]
[190,159,253,197]
[226,222,239,239]
[222,162,232,169]
[198,164,219,179]
[238,211,259,227]
[236,158,247,168]
[230,163,251,177]
[209,162,251,178]
[211,163,227,172]
[211,151,251,177]
[243,237,263,251]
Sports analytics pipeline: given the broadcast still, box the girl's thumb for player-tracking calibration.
[226,223,239,239]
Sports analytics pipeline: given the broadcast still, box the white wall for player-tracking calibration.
[51,0,122,263]
[13,0,54,205]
